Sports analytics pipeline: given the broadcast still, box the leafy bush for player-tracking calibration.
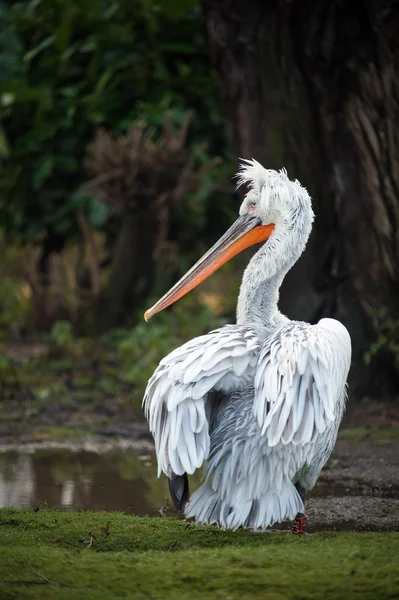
[0,275,30,329]
[0,0,230,241]
[106,294,228,397]
[364,312,399,370]
[49,320,75,349]
[0,297,228,415]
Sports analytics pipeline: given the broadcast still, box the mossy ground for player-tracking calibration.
[338,426,399,444]
[1,509,398,600]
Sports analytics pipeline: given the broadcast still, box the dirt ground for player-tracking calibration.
[308,438,399,531]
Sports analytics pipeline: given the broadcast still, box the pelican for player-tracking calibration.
[143,161,351,534]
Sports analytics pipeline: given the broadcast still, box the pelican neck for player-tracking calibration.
[236,270,287,328]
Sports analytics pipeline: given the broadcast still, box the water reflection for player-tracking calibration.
[0,450,201,515]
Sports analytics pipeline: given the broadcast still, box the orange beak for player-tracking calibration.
[144,214,275,321]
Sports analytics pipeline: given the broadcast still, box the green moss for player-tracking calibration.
[30,426,87,442]
[0,509,398,600]
[339,427,399,444]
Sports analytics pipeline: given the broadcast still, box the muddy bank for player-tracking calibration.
[317,439,399,498]
[306,497,399,531]
[308,438,399,531]
[284,437,399,532]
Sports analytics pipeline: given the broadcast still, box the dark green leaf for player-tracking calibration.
[33,156,54,190]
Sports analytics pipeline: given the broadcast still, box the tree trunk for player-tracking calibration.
[202,0,399,396]
[88,208,159,333]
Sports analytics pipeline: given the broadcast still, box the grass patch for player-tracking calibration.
[0,509,398,599]
[339,426,399,444]
[29,426,88,442]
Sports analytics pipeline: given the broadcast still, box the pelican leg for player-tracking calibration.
[291,484,307,534]
[168,473,189,513]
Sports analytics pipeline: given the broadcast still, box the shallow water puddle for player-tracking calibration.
[0,448,187,515]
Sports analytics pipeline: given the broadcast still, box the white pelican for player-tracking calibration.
[143,161,351,534]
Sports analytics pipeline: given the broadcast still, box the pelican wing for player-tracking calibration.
[143,324,260,477]
[254,318,351,446]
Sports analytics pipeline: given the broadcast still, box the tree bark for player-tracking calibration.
[202,0,399,396]
[88,208,159,333]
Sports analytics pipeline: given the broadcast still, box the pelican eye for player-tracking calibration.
[248,202,257,212]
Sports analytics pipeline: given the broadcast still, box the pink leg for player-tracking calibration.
[291,513,307,535]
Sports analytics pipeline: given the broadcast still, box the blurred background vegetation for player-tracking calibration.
[0,0,398,424]
[0,0,241,421]
[0,0,237,329]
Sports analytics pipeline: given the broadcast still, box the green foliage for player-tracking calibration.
[0,275,30,328]
[0,0,230,243]
[1,509,398,600]
[0,299,227,434]
[106,297,227,398]
[0,0,235,333]
[0,354,12,380]
[0,234,33,330]
[364,312,399,369]
[49,320,75,349]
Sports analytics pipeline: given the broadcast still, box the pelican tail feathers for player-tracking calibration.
[184,478,303,530]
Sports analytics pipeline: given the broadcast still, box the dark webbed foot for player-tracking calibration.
[168,473,189,512]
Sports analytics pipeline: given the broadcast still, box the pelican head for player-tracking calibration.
[144,160,314,321]
[237,160,313,228]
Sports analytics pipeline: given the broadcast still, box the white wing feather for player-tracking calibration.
[254,318,351,447]
[143,325,260,477]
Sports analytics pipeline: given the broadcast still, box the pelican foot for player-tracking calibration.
[291,513,307,535]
